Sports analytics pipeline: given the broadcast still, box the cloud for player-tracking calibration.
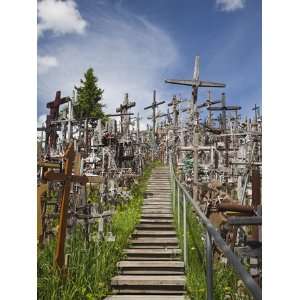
[38,0,87,37]
[38,7,179,122]
[216,0,245,12]
[38,55,58,74]
[37,114,47,127]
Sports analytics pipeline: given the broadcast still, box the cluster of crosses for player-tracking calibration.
[37,90,152,271]
[37,55,262,282]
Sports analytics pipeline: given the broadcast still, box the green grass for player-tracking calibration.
[37,161,161,300]
[172,184,253,300]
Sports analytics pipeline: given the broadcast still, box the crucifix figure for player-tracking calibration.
[44,143,88,270]
[144,90,165,159]
[45,91,71,152]
[165,55,225,202]
[168,95,184,130]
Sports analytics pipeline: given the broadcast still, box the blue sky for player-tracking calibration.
[38,0,261,126]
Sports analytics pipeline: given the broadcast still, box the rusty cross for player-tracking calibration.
[44,143,88,270]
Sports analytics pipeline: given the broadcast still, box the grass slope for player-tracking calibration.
[173,187,253,300]
[37,161,160,300]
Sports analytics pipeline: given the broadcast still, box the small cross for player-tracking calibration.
[252,104,260,122]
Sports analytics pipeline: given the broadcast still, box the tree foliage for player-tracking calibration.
[74,68,106,121]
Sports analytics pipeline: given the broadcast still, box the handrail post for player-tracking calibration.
[168,158,262,300]
[183,193,188,269]
[177,185,180,227]
[206,231,213,300]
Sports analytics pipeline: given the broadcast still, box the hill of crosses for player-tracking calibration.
[37,56,262,300]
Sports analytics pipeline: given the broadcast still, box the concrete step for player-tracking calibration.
[117,261,184,275]
[141,209,172,214]
[132,230,176,238]
[141,213,173,219]
[124,248,181,260]
[136,223,174,230]
[129,237,178,247]
[143,199,171,203]
[142,205,172,210]
[140,219,173,224]
[105,295,189,300]
[111,275,186,294]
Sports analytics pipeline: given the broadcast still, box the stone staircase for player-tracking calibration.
[104,167,189,300]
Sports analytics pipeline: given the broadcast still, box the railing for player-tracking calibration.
[169,158,262,300]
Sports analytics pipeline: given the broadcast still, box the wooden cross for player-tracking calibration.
[197,90,222,127]
[165,56,225,202]
[116,93,136,138]
[207,93,241,167]
[144,90,165,159]
[45,91,71,150]
[44,143,88,270]
[167,95,182,129]
[252,104,260,123]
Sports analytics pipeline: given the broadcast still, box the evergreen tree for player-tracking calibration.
[74,68,106,120]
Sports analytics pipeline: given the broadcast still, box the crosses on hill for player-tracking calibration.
[165,56,225,202]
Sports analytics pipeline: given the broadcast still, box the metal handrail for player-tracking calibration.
[169,159,262,300]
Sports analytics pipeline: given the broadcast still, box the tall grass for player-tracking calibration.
[37,161,161,300]
[172,187,253,300]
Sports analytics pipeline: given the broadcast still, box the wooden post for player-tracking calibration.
[144,90,165,161]
[44,143,88,270]
[37,183,48,245]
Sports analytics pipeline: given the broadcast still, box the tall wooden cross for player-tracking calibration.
[207,93,241,167]
[116,93,136,139]
[144,90,165,159]
[136,112,142,143]
[167,95,182,129]
[197,90,222,127]
[45,91,71,151]
[44,143,88,270]
[252,104,260,123]
[165,56,225,202]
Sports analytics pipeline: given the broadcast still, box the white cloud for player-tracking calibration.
[37,114,47,127]
[38,0,87,37]
[38,10,179,120]
[38,55,58,74]
[216,0,245,12]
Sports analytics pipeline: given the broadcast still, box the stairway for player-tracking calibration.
[104,167,189,300]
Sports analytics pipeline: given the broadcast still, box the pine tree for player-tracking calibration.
[74,68,106,120]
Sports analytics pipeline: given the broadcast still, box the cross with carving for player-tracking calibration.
[44,143,88,270]
[45,91,71,150]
